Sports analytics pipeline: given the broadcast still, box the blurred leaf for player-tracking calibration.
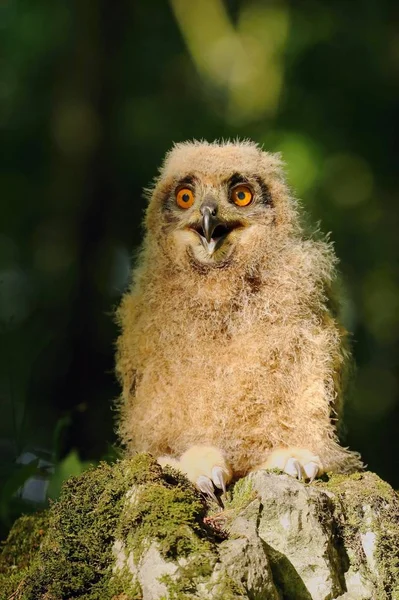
[170,0,289,122]
[47,450,92,500]
[52,414,72,462]
[101,443,123,464]
[0,459,39,523]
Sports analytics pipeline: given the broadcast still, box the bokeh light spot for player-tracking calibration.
[274,132,320,196]
[322,154,374,207]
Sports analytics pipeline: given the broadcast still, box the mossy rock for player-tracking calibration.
[0,511,49,598]
[0,455,220,600]
[1,459,398,600]
[316,471,399,599]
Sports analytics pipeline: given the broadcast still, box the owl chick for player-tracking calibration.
[116,140,363,498]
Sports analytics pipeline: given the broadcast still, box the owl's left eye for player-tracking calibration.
[176,187,195,209]
[231,185,253,207]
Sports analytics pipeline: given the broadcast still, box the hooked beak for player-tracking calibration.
[202,206,220,244]
[188,200,242,256]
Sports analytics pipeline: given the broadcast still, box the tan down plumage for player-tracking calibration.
[116,140,363,494]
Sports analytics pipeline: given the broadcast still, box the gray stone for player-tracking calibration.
[109,469,399,599]
[3,455,398,599]
[215,499,280,599]
[113,539,178,600]
[248,471,345,599]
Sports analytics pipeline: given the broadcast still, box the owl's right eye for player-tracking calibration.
[176,187,195,209]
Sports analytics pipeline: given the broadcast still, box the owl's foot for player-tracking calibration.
[158,445,232,503]
[180,445,232,502]
[256,447,322,482]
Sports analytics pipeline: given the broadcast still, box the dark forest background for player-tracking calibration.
[1,0,399,539]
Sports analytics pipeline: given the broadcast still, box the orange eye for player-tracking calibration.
[176,187,195,209]
[231,185,253,207]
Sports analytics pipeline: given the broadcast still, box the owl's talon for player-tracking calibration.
[179,444,232,494]
[256,447,323,481]
[304,460,319,482]
[211,466,229,494]
[196,475,219,503]
[284,457,303,480]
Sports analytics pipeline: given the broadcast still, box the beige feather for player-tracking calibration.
[115,140,363,478]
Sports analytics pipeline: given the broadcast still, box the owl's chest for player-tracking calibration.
[142,321,285,393]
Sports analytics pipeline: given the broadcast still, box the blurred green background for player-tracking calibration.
[1,0,398,538]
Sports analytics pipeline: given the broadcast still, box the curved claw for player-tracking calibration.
[284,458,303,480]
[211,466,228,494]
[304,461,319,482]
[196,475,219,504]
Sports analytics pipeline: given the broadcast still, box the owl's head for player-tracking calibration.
[145,140,299,271]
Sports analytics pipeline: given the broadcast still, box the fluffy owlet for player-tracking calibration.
[116,140,363,499]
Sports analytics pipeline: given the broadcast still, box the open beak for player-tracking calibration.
[202,206,220,244]
[189,210,240,255]
[187,200,242,255]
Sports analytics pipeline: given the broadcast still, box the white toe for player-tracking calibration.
[196,475,218,503]
[211,466,229,494]
[284,458,303,480]
[303,460,320,482]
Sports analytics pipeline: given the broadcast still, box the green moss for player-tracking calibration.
[120,482,211,561]
[0,511,49,599]
[126,452,164,485]
[315,471,399,598]
[30,458,151,600]
[1,454,222,600]
[117,465,223,599]
[224,477,257,514]
[7,461,397,599]
[203,476,257,538]
[0,511,48,573]
[159,558,246,600]
[318,470,393,498]
[107,567,143,599]
[153,477,256,599]
[0,455,161,599]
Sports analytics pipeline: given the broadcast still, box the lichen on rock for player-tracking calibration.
[1,455,398,600]
[315,471,399,599]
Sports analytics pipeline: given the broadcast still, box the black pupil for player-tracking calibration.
[237,191,246,200]
[182,193,190,202]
